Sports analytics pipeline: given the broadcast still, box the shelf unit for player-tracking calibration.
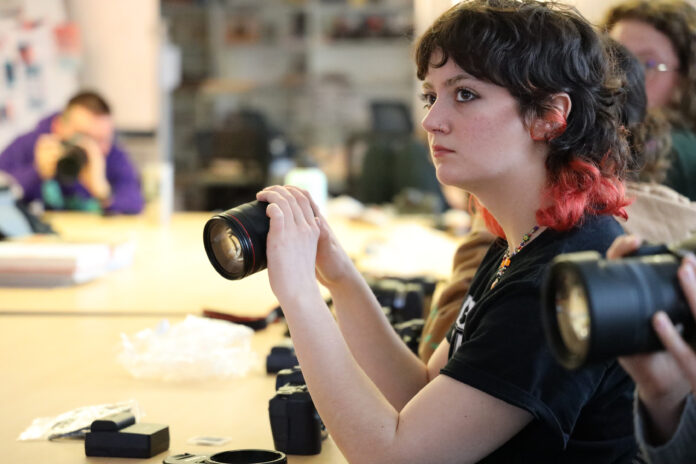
[163,0,416,210]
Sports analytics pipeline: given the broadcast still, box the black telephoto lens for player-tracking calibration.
[203,200,270,280]
[55,142,88,185]
[542,240,696,370]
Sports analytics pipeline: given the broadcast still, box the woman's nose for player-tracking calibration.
[421,107,448,134]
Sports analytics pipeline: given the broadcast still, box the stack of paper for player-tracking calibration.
[0,239,135,287]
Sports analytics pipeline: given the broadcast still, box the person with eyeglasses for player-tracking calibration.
[606,0,696,202]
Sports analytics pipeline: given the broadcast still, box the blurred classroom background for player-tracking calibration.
[0,0,636,215]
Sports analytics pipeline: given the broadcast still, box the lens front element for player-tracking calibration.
[555,271,590,362]
[208,218,245,277]
[203,200,270,280]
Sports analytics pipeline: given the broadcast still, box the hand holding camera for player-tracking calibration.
[34,134,64,180]
[255,186,324,302]
[34,133,110,202]
[610,235,696,445]
[542,233,696,445]
[75,135,111,202]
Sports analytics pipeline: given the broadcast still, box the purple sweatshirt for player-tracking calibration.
[0,114,144,214]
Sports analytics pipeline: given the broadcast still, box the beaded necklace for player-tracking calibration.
[490,225,540,289]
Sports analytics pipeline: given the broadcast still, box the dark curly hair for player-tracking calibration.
[607,38,673,183]
[415,0,631,231]
[604,0,696,132]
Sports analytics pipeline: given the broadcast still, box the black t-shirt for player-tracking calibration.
[443,214,637,463]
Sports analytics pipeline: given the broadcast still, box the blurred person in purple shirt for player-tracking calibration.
[0,90,144,214]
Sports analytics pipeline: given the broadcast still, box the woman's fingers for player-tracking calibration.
[606,234,642,259]
[257,186,318,229]
[653,311,696,392]
[285,185,318,225]
[679,254,696,322]
[257,188,292,221]
[257,186,301,224]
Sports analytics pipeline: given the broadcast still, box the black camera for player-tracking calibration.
[367,277,429,325]
[55,141,88,185]
[275,365,305,390]
[266,343,298,374]
[163,450,286,464]
[393,318,425,355]
[203,200,270,280]
[269,383,325,455]
[542,236,696,369]
[365,276,435,354]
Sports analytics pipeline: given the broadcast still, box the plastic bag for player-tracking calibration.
[18,399,141,441]
[117,315,257,382]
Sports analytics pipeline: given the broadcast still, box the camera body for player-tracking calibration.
[366,276,435,354]
[542,237,696,369]
[266,344,298,374]
[275,365,305,390]
[367,277,426,325]
[393,318,425,354]
[55,141,88,185]
[268,384,323,455]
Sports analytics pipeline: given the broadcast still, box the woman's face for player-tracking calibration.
[610,19,682,109]
[420,53,538,192]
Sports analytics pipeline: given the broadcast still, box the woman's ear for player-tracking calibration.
[548,92,572,120]
[530,92,572,142]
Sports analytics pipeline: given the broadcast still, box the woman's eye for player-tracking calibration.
[421,93,436,109]
[456,88,477,102]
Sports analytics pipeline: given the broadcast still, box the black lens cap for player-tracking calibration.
[207,449,287,464]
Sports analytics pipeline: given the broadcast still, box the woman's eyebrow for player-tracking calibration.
[422,73,473,90]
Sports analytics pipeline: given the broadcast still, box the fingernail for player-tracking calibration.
[681,260,696,283]
[654,311,670,330]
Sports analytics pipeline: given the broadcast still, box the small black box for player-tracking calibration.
[85,423,170,458]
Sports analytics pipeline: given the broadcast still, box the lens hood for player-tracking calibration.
[164,449,286,464]
[207,450,286,464]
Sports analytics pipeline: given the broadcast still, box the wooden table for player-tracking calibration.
[0,212,278,316]
[0,211,456,316]
[0,211,457,463]
[0,314,347,463]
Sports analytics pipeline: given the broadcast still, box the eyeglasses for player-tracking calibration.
[643,59,677,73]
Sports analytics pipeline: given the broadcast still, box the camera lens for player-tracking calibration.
[55,143,88,185]
[207,219,245,277]
[555,270,591,363]
[203,200,270,280]
[542,249,695,369]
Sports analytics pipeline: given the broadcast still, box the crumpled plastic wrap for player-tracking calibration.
[117,315,258,382]
[18,400,141,441]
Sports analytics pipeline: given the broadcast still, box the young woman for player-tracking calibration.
[257,1,637,462]
[606,0,696,200]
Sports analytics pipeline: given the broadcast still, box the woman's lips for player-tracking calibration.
[431,145,454,158]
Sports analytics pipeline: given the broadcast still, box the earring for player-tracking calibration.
[530,110,567,142]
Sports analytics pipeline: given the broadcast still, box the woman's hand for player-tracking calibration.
[306,193,356,289]
[256,186,322,303]
[608,235,695,444]
[260,186,356,289]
